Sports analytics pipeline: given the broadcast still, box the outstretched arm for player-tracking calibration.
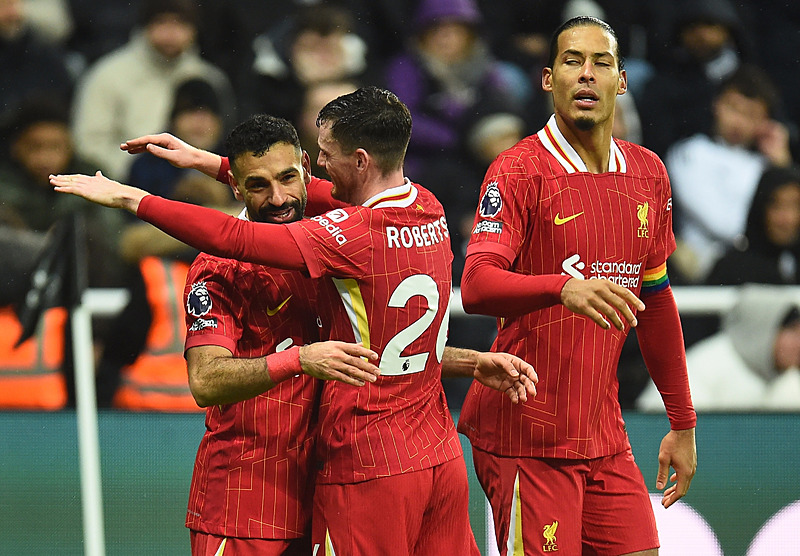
[442,346,537,404]
[121,133,223,179]
[187,342,380,407]
[51,171,307,270]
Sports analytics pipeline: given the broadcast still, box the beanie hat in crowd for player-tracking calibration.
[138,0,199,28]
[413,0,482,31]
[170,79,221,121]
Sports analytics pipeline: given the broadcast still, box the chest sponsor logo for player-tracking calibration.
[554,211,583,225]
[187,281,212,317]
[473,220,503,234]
[266,295,292,316]
[479,181,503,217]
[312,209,350,245]
[562,254,642,288]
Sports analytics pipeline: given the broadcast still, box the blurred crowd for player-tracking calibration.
[1,0,800,411]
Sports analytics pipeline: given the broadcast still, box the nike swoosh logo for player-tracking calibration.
[266,295,292,316]
[554,211,584,225]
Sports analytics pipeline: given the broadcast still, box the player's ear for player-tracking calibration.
[542,67,553,93]
[355,148,369,172]
[301,150,313,184]
[617,69,628,95]
[227,170,244,201]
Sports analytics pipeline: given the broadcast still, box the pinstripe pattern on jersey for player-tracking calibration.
[460,123,676,460]
[292,183,462,484]
[184,253,322,539]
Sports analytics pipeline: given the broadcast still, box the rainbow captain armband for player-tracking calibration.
[266,346,302,384]
[641,263,669,295]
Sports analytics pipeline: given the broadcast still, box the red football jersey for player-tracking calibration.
[458,115,676,459]
[138,180,463,483]
[183,231,323,539]
[286,180,461,483]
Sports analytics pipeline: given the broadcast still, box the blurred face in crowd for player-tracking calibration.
[418,21,476,64]
[774,320,800,372]
[543,24,627,133]
[680,21,731,62]
[765,182,800,247]
[146,13,197,59]
[12,121,73,186]
[0,0,23,40]
[713,88,769,148]
[172,108,223,152]
[292,30,350,84]
[229,143,309,225]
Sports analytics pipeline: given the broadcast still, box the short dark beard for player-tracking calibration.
[574,117,596,131]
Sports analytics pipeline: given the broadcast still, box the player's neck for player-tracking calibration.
[355,168,407,206]
[554,114,614,174]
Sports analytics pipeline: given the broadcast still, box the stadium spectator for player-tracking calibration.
[127,77,228,200]
[458,17,696,554]
[0,96,126,288]
[707,165,800,286]
[666,64,793,284]
[71,0,235,181]
[239,4,372,126]
[638,0,755,158]
[0,0,74,137]
[383,0,531,192]
[637,285,800,411]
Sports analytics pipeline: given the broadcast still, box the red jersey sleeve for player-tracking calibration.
[184,255,242,353]
[636,286,696,430]
[138,195,306,270]
[466,145,538,260]
[286,206,373,280]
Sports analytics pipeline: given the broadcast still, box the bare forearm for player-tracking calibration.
[441,346,479,378]
[189,353,278,407]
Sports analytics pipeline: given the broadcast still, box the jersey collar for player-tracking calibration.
[363,178,419,209]
[537,114,627,174]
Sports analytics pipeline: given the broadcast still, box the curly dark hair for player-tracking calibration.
[224,114,302,172]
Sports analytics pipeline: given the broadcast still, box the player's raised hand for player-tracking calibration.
[656,427,697,508]
[299,341,380,386]
[50,171,149,214]
[121,133,223,177]
[474,352,537,403]
[121,132,191,160]
[560,278,645,331]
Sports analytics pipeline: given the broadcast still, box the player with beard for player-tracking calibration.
[182,114,380,555]
[53,91,537,555]
[458,17,697,555]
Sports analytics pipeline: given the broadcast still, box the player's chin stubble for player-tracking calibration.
[575,117,596,131]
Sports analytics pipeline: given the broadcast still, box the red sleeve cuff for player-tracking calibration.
[217,157,231,185]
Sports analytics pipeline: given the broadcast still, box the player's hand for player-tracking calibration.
[474,352,537,403]
[50,171,148,214]
[656,427,696,508]
[560,278,645,331]
[121,132,193,162]
[299,341,380,386]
